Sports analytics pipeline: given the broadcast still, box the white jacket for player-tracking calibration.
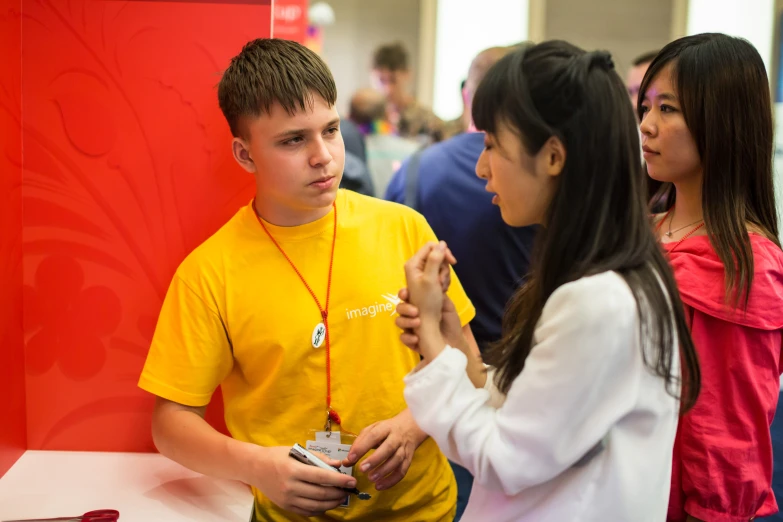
[404,271,680,522]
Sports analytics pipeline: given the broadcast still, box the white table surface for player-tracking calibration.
[0,451,254,522]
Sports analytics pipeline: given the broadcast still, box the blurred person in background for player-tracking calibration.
[372,42,444,144]
[340,117,367,164]
[338,113,374,197]
[626,50,659,112]
[349,88,420,196]
[442,79,470,140]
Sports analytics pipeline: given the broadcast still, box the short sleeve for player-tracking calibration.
[138,273,233,407]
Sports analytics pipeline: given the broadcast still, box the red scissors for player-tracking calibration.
[3,509,119,522]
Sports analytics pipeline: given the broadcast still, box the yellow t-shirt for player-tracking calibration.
[139,189,475,522]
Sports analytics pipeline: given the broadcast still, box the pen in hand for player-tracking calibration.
[288,444,372,500]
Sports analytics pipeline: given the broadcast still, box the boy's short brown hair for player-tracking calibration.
[372,42,409,72]
[218,38,337,138]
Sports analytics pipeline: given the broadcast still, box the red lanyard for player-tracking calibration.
[253,200,341,431]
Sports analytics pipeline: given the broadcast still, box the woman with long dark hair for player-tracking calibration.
[639,33,783,521]
[395,41,701,520]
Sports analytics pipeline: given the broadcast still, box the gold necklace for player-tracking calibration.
[666,210,704,238]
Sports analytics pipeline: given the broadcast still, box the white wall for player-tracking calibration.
[544,0,674,76]
[431,0,529,120]
[686,0,781,231]
[686,0,775,73]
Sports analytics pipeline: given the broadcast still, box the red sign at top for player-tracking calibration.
[274,0,308,43]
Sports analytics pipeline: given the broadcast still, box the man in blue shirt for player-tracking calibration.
[385,45,535,521]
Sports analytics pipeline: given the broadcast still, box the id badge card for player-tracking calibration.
[305,430,356,508]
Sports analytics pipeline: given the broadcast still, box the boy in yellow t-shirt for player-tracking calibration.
[138,39,477,521]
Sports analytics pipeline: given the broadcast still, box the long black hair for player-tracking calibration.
[474,41,700,411]
[640,33,780,308]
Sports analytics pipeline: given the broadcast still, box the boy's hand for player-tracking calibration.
[396,289,466,353]
[248,446,356,517]
[403,242,454,322]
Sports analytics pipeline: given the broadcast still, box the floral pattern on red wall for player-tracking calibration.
[21,0,272,451]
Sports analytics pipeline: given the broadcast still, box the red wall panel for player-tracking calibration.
[0,0,26,478]
[21,0,271,452]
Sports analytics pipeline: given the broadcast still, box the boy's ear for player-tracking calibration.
[232,137,256,173]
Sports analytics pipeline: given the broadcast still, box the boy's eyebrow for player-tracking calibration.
[273,118,341,140]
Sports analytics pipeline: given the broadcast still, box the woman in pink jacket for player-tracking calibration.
[639,33,783,522]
